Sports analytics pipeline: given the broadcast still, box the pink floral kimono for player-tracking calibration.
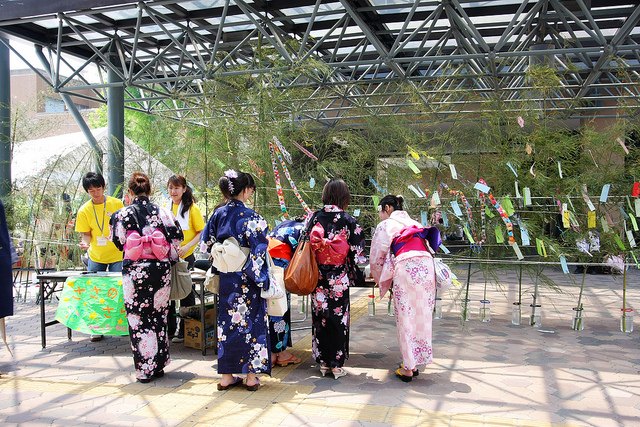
[370,210,437,370]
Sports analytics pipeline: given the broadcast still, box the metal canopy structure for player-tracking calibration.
[1,0,640,128]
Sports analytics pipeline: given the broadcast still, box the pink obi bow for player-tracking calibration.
[124,229,170,261]
[309,223,349,265]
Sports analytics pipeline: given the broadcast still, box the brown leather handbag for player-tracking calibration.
[284,216,319,295]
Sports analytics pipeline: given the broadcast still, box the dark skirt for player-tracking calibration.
[122,259,171,380]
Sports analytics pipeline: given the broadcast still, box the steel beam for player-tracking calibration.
[107,43,125,199]
[0,37,10,198]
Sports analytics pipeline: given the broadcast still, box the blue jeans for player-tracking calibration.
[87,258,123,272]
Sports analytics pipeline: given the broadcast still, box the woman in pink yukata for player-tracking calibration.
[369,194,441,383]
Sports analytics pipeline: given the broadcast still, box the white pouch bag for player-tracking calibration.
[261,253,288,316]
[433,257,456,291]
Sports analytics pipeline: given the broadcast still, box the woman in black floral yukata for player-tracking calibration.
[110,172,183,383]
[307,178,366,379]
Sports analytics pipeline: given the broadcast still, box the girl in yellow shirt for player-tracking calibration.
[166,175,205,342]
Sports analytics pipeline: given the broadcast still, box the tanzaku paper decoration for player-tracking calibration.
[439,183,480,245]
[292,140,318,160]
[617,137,629,155]
[268,139,288,216]
[271,137,313,215]
[273,136,292,163]
[249,159,265,180]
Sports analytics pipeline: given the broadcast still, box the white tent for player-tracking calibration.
[12,127,175,201]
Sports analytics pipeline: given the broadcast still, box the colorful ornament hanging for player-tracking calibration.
[439,183,480,245]
[292,140,318,160]
[270,138,313,215]
[268,140,288,216]
[479,179,516,244]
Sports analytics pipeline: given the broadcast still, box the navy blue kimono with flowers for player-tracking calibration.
[201,199,271,375]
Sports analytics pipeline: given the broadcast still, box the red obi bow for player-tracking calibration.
[124,229,169,261]
[309,223,349,265]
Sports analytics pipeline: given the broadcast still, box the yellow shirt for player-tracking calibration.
[172,203,205,258]
[75,196,124,264]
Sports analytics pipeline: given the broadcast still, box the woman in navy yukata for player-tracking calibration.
[201,169,271,391]
[110,173,183,383]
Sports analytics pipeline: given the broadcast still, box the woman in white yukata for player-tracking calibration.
[369,195,442,383]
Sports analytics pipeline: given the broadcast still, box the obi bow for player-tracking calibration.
[309,223,349,265]
[124,229,170,261]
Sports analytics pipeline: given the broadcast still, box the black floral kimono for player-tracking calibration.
[110,196,183,380]
[307,205,366,369]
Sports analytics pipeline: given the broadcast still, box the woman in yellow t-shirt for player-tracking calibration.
[166,175,205,342]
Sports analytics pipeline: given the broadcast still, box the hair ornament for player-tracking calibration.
[224,169,238,179]
[228,181,235,194]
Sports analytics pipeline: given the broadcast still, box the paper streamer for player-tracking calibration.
[600,184,610,203]
[619,203,630,220]
[449,164,458,180]
[353,209,360,217]
[451,200,463,217]
[502,196,514,217]
[474,182,491,193]
[614,234,626,250]
[408,185,423,198]
[407,159,421,174]
[601,217,609,233]
[560,255,569,274]
[506,162,518,177]
[521,226,530,246]
[518,116,525,128]
[310,177,316,188]
[515,181,521,198]
[431,192,441,206]
[631,215,639,231]
[269,140,288,215]
[369,176,385,193]
[636,198,640,216]
[292,140,318,160]
[511,242,524,260]
[588,211,596,228]
[273,136,292,164]
[536,238,544,256]
[627,230,637,248]
[485,206,495,218]
[480,179,515,244]
[441,211,449,227]
[270,139,313,215]
[524,187,531,206]
[372,195,380,208]
[214,158,226,168]
[421,211,429,227]
[439,244,450,254]
[633,182,640,197]
[526,143,532,154]
[530,162,536,177]
[582,185,595,211]
[440,183,480,244]
[495,226,504,243]
[617,137,629,155]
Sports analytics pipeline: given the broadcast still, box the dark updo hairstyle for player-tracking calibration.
[218,169,256,200]
[128,172,152,196]
[322,178,351,210]
[379,194,404,212]
[167,174,195,218]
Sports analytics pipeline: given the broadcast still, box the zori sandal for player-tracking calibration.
[246,378,260,391]
[217,376,243,391]
[332,367,347,379]
[320,366,330,377]
[395,368,413,383]
[276,354,301,367]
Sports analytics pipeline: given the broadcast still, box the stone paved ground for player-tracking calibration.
[1,265,639,426]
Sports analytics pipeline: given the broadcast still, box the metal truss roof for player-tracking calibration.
[1,0,640,128]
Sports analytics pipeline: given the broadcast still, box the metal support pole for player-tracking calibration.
[107,44,125,199]
[35,46,103,175]
[0,37,11,198]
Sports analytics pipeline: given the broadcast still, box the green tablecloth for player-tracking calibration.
[55,275,129,335]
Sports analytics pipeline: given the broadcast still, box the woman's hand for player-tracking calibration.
[177,245,188,258]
